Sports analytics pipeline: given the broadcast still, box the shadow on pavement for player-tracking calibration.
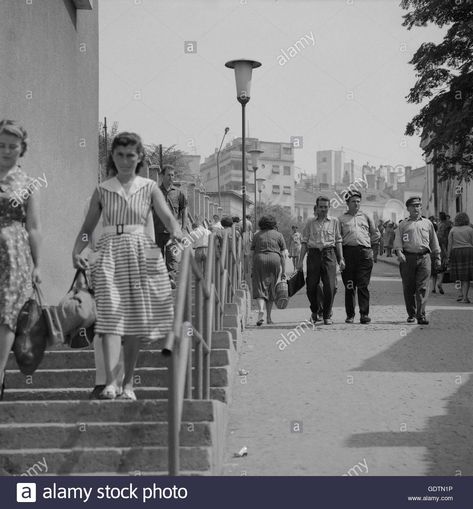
[352,309,473,373]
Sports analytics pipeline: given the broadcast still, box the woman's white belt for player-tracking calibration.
[102,224,146,235]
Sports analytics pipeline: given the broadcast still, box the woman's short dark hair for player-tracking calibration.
[454,212,470,226]
[439,212,447,221]
[232,216,240,223]
[221,216,234,228]
[107,132,146,176]
[258,215,277,230]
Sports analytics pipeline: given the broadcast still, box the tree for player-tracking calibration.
[255,203,304,247]
[145,144,192,181]
[98,120,119,182]
[402,0,473,181]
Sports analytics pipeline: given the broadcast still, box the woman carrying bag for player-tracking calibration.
[72,132,182,400]
[0,120,42,401]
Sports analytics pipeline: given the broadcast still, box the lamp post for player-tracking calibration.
[248,147,264,229]
[216,127,230,207]
[256,177,266,225]
[225,59,262,233]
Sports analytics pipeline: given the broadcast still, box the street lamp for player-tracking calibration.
[256,177,266,226]
[248,147,264,228]
[216,127,230,207]
[225,58,262,233]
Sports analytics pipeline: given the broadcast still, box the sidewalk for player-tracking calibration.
[222,275,473,476]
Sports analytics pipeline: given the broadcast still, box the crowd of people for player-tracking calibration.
[1,118,473,402]
[249,192,473,328]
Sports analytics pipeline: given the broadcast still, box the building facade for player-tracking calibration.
[316,149,344,186]
[1,0,98,302]
[200,137,295,216]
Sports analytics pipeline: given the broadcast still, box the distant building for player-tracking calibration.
[200,137,295,215]
[316,150,344,186]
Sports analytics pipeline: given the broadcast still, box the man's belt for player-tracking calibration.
[308,246,334,252]
[404,249,429,256]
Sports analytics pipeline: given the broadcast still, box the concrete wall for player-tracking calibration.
[0,0,98,302]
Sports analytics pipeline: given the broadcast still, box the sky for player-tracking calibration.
[99,0,446,176]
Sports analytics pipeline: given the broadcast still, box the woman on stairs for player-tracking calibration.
[0,120,42,401]
[72,132,182,401]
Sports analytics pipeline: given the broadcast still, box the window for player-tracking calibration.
[272,165,280,174]
[322,157,327,163]
[283,186,291,195]
[322,173,327,183]
[283,147,292,155]
[272,185,280,194]
[283,166,291,176]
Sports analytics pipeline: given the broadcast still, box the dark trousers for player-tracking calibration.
[156,232,179,281]
[341,246,374,317]
[306,248,337,319]
[399,253,431,319]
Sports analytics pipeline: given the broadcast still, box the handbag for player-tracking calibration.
[275,280,289,310]
[12,284,49,375]
[57,269,96,349]
[287,270,305,297]
[34,284,64,347]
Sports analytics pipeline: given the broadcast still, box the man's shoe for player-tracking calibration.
[345,317,354,324]
[417,317,429,325]
[311,313,322,324]
[360,315,371,324]
[407,316,416,324]
[324,319,333,325]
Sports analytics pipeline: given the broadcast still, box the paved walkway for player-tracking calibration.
[223,260,473,476]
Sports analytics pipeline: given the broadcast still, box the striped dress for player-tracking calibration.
[92,176,173,341]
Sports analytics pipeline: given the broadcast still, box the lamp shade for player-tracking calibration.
[225,59,262,103]
[248,148,264,169]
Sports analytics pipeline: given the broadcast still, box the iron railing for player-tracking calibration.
[162,225,244,475]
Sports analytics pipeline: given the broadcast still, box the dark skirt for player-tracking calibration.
[252,252,281,301]
[450,247,473,281]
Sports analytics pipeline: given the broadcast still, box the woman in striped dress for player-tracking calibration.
[72,132,182,400]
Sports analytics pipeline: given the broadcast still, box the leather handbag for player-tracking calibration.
[275,279,289,309]
[287,270,305,297]
[57,270,96,348]
[34,285,64,347]
[13,285,49,375]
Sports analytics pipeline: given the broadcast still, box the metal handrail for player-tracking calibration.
[163,225,244,475]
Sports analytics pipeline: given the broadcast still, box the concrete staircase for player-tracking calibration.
[0,330,238,476]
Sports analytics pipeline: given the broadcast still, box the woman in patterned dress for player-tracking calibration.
[0,120,42,400]
[72,132,182,400]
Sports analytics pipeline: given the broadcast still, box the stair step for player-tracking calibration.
[0,422,212,449]
[6,349,230,370]
[5,366,230,388]
[2,386,228,403]
[0,400,216,424]
[0,446,211,475]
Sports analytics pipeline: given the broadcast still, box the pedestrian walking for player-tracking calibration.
[447,212,473,304]
[393,196,441,325]
[152,165,187,289]
[0,120,42,401]
[297,197,344,325]
[339,191,379,324]
[288,225,302,270]
[72,132,182,400]
[251,215,287,326]
[432,212,452,295]
[378,220,385,255]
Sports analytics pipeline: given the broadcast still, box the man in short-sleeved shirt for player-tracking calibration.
[339,190,380,324]
[298,196,344,325]
[153,166,187,287]
[393,196,440,325]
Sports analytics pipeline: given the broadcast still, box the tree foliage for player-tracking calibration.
[402,0,473,181]
[255,203,304,247]
[145,144,192,181]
